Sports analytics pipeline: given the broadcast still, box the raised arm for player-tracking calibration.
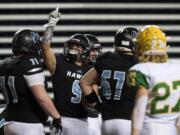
[42,6,61,75]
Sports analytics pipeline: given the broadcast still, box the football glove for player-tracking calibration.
[44,5,61,27]
[50,118,62,135]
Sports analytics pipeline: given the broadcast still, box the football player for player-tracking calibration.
[84,34,102,135]
[80,27,138,135]
[42,7,91,135]
[127,25,180,135]
[0,29,61,135]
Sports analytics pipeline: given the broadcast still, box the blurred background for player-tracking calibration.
[0,0,180,134]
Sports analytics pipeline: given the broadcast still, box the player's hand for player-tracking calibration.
[44,5,61,27]
[50,118,62,135]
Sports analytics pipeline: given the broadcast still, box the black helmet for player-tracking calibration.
[84,34,102,63]
[114,27,138,54]
[12,29,42,57]
[63,34,90,62]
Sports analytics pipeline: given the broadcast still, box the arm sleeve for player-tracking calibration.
[20,56,45,87]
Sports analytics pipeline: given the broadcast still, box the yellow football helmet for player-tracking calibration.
[136,25,168,57]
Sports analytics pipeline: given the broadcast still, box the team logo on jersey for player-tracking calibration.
[66,71,82,79]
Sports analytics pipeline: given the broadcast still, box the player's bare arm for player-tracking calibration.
[24,69,62,134]
[176,115,180,133]
[43,26,56,75]
[131,86,148,135]
[42,6,61,75]
[92,84,99,96]
[30,85,62,135]
[30,85,60,119]
[80,67,99,95]
[80,67,100,106]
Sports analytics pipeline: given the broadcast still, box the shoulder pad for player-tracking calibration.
[1,57,18,65]
[19,55,43,75]
[0,57,19,71]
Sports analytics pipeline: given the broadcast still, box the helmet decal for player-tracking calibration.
[31,31,41,44]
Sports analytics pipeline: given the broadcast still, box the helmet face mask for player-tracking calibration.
[63,34,90,62]
[12,29,42,57]
[114,27,138,54]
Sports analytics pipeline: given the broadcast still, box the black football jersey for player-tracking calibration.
[94,51,137,120]
[52,54,91,118]
[0,55,48,123]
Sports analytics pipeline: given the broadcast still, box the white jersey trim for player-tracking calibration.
[27,67,42,73]
[23,72,45,87]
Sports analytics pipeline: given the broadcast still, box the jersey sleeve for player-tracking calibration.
[19,56,45,87]
[126,70,149,91]
[20,56,43,75]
